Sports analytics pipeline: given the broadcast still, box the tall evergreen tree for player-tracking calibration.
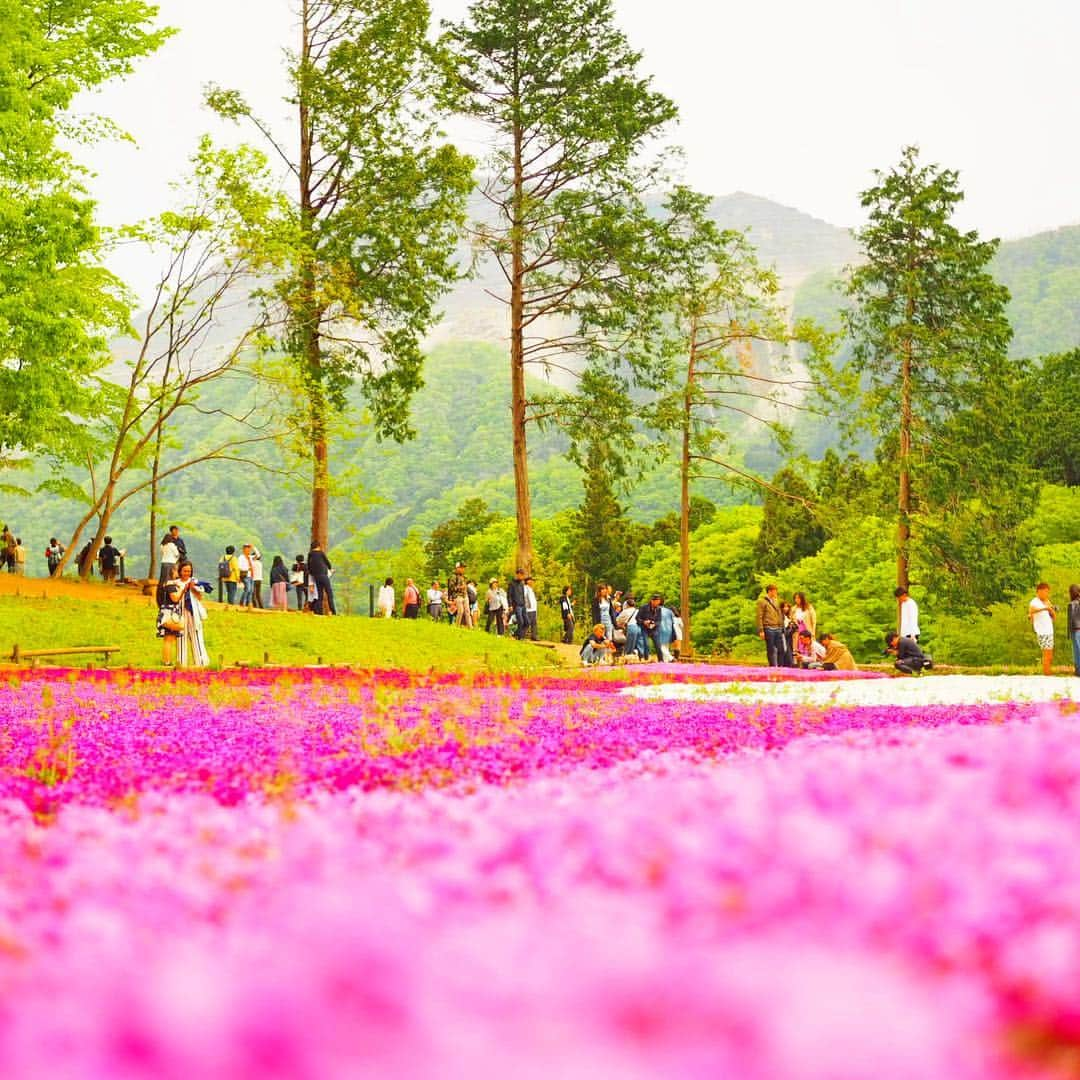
[843,146,1032,605]
[571,442,636,601]
[209,0,473,549]
[445,0,679,572]
[753,468,825,574]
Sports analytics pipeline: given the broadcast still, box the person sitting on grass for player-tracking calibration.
[819,632,858,671]
[885,631,933,675]
[580,624,617,666]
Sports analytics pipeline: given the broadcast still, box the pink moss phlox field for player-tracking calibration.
[1,666,1078,1077]
[0,667,1022,812]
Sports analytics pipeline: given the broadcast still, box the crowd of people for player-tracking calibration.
[754,584,861,671]
[17,520,1080,677]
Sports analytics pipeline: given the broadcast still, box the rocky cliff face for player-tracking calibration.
[431,191,858,348]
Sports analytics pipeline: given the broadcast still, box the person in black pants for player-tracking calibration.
[560,585,575,644]
[507,569,527,640]
[885,632,932,674]
[306,542,336,615]
[636,594,665,662]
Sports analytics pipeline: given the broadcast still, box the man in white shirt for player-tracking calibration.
[522,576,538,641]
[1028,582,1057,676]
[250,546,264,609]
[894,586,920,640]
[237,544,255,607]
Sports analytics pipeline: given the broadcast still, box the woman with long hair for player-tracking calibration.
[792,591,817,639]
[158,560,209,667]
[270,555,289,611]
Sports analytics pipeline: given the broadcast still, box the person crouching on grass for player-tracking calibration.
[580,624,617,665]
[884,631,932,675]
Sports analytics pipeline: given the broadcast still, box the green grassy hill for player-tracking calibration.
[0,585,561,674]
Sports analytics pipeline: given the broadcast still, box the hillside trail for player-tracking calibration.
[0,572,155,605]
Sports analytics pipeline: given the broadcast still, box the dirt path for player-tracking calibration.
[0,572,156,606]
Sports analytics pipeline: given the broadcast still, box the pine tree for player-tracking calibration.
[843,146,1033,605]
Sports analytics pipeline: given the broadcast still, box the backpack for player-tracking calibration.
[217,556,230,577]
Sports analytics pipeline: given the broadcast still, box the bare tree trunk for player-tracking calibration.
[897,304,914,603]
[148,430,162,582]
[299,0,329,552]
[310,387,329,550]
[509,51,533,574]
[679,321,698,657]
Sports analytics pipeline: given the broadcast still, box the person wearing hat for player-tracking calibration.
[521,576,539,641]
[484,577,506,635]
[447,561,471,627]
[507,568,528,639]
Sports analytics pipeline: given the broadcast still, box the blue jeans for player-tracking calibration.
[225,581,238,605]
[1072,629,1080,675]
[764,627,785,667]
[513,604,527,639]
[240,576,254,606]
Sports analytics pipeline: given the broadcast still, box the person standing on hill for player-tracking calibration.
[447,562,471,627]
[290,555,307,611]
[162,525,186,562]
[1,526,13,572]
[1028,582,1057,676]
[250,546,265,609]
[220,546,240,605]
[377,577,395,618]
[98,537,120,582]
[507,569,527,639]
[237,544,255,608]
[159,560,209,668]
[45,538,65,577]
[307,541,336,616]
[560,585,575,644]
[522,576,539,640]
[402,578,421,619]
[269,555,289,611]
[159,531,180,591]
[485,578,504,634]
[895,586,920,641]
[793,592,817,639]
[756,584,785,667]
[426,580,443,621]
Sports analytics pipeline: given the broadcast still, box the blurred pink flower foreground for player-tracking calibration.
[0,664,1077,1078]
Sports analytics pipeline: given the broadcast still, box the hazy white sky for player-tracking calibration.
[77,0,1080,296]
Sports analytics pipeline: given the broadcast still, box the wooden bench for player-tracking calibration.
[11,644,121,668]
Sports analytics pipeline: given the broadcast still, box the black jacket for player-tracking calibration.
[636,603,663,634]
[307,549,332,578]
[897,637,926,664]
[507,579,527,607]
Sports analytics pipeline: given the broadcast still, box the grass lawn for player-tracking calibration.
[0,585,561,674]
